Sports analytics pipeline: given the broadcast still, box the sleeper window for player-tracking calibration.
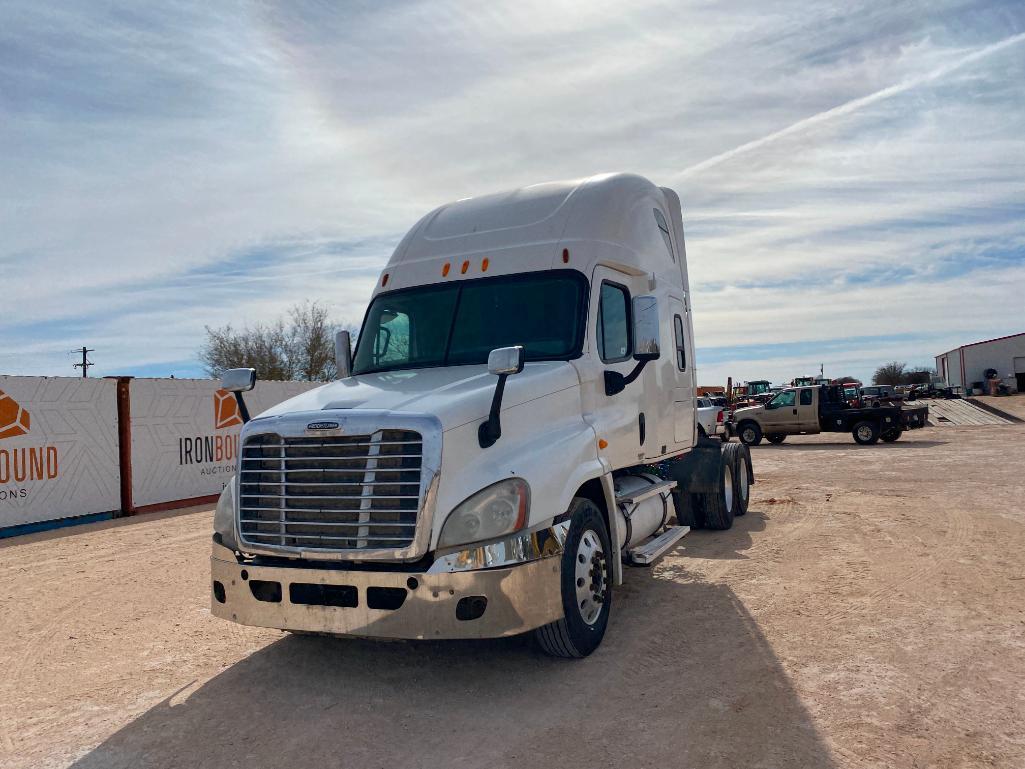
[597,282,631,362]
[654,209,675,262]
[673,314,687,371]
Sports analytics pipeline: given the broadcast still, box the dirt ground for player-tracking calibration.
[2,424,1023,769]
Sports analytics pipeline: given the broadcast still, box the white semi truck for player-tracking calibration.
[211,173,753,657]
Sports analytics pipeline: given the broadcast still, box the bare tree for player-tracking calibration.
[872,361,906,386]
[200,301,355,381]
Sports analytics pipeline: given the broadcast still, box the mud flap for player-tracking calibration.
[664,436,724,527]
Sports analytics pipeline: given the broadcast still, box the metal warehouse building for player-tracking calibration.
[936,332,1025,393]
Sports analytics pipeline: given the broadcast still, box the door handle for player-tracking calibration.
[793,409,797,414]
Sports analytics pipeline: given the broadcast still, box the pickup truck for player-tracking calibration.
[696,396,729,441]
[734,384,928,445]
[210,173,755,658]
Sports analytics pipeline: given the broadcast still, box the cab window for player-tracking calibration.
[597,282,631,362]
[800,388,813,406]
[770,390,797,407]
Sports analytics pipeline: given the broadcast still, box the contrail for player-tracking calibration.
[676,32,1025,178]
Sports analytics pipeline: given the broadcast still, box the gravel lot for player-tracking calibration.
[2,424,1023,769]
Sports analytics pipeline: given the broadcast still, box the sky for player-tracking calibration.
[2,0,1024,387]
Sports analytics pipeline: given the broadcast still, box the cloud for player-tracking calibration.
[1,0,1023,387]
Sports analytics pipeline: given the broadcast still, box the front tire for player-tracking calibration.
[535,498,612,658]
[853,421,880,445]
[766,433,786,444]
[738,421,762,446]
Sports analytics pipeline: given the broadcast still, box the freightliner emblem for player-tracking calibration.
[306,421,340,431]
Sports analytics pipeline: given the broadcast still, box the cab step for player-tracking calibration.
[627,525,690,565]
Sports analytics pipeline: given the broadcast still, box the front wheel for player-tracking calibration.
[853,421,880,445]
[766,433,786,444]
[738,421,762,446]
[535,498,612,658]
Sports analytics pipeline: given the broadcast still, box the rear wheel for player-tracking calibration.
[535,498,612,658]
[738,421,762,446]
[696,450,736,530]
[723,442,750,516]
[853,421,880,445]
[881,428,902,442]
[766,433,786,444]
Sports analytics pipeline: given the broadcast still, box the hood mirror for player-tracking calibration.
[487,346,525,376]
[335,330,352,379]
[221,368,256,392]
[220,368,256,423]
[480,346,525,448]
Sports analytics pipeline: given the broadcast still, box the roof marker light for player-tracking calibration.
[598,438,608,449]
[482,258,490,272]
[442,263,451,277]
[382,273,389,286]
[461,260,469,275]
[562,248,569,263]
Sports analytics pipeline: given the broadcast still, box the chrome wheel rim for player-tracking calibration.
[742,427,755,443]
[857,425,873,441]
[723,463,734,512]
[574,529,606,625]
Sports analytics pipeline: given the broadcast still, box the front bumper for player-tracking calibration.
[210,541,564,640]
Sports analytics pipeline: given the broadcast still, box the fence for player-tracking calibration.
[0,375,319,536]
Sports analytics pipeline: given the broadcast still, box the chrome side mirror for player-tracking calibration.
[335,330,352,378]
[480,346,525,448]
[220,368,255,424]
[632,295,661,361]
[221,368,256,392]
[487,346,525,376]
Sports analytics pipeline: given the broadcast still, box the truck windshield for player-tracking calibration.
[352,270,588,375]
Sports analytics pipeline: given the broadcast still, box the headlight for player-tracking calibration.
[213,482,239,551]
[438,478,530,549]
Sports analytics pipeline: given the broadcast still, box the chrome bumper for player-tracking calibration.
[210,539,564,640]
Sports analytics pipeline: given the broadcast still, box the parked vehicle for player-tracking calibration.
[860,385,903,406]
[734,385,928,445]
[210,174,754,658]
[696,396,730,441]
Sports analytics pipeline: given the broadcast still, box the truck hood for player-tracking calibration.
[255,362,581,432]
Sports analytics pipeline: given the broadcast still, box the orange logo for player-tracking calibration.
[213,389,243,429]
[0,390,30,440]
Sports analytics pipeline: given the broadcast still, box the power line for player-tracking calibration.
[72,347,95,378]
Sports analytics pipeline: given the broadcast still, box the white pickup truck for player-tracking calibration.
[211,173,754,657]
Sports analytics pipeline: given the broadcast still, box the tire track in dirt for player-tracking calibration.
[816,499,971,625]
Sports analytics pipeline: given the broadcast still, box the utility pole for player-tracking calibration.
[73,347,95,378]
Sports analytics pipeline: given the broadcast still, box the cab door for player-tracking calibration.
[586,266,647,468]
[795,387,817,430]
[762,389,798,432]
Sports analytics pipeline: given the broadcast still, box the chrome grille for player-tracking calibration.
[238,430,424,553]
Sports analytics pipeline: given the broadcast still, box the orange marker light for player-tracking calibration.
[382,273,389,286]
[562,248,569,263]
[461,260,469,275]
[598,439,608,449]
[442,263,451,277]
[482,257,489,272]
